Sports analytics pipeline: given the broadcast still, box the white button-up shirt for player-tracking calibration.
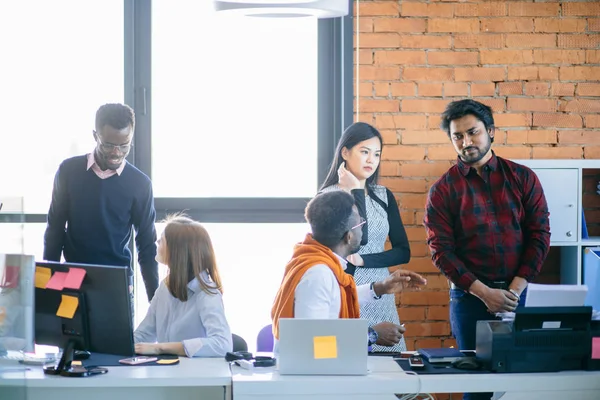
[134,273,233,357]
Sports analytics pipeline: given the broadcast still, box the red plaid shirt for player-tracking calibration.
[424,152,551,291]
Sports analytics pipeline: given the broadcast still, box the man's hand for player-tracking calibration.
[135,343,160,355]
[347,253,364,267]
[372,322,406,347]
[482,288,519,313]
[373,269,427,296]
[337,162,361,192]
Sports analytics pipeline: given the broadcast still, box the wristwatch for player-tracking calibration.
[368,326,379,345]
[370,282,382,300]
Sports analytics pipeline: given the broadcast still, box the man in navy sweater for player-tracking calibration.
[43,103,159,302]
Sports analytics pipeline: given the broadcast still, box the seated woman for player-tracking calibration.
[134,215,233,357]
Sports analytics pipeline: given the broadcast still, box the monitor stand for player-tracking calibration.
[43,340,108,377]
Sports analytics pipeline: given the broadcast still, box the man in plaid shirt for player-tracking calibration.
[424,100,550,400]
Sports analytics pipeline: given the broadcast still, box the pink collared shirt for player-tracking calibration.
[86,152,125,179]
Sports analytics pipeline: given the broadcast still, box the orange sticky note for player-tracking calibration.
[64,268,86,290]
[593,338,600,360]
[56,294,79,319]
[156,358,179,365]
[313,336,337,359]
[35,267,52,289]
[0,306,6,325]
[71,360,82,366]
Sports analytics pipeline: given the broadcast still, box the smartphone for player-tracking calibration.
[119,356,158,365]
[408,355,425,369]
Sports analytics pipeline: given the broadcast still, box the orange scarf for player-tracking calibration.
[271,233,360,339]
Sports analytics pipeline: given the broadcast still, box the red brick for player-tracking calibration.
[559,130,600,145]
[533,147,582,159]
[403,67,454,82]
[454,34,503,49]
[399,194,428,210]
[559,99,600,113]
[358,33,401,48]
[428,51,479,66]
[481,50,533,65]
[481,18,534,33]
[418,83,443,97]
[380,178,428,193]
[356,99,399,113]
[525,82,550,96]
[539,67,559,80]
[401,291,449,306]
[444,82,469,97]
[560,66,600,81]
[585,147,600,159]
[478,98,506,113]
[533,113,583,128]
[390,82,416,97]
[563,3,600,16]
[428,145,457,160]
[455,3,505,17]
[429,18,479,33]
[533,49,586,64]
[393,114,427,130]
[373,18,427,33]
[508,66,542,80]
[409,242,429,257]
[551,83,575,97]
[506,130,557,144]
[508,3,560,17]
[400,162,453,177]
[429,115,442,130]
[355,66,400,81]
[492,130,508,145]
[415,211,426,225]
[587,50,600,63]
[471,83,496,96]
[374,50,426,65]
[498,82,523,96]
[455,67,505,82]
[400,35,452,49]
[357,1,400,16]
[443,338,458,349]
[355,113,373,124]
[428,305,450,321]
[372,82,388,97]
[535,18,587,33]
[590,19,600,32]
[495,113,532,128]
[401,2,454,17]
[404,322,451,337]
[356,49,374,65]
[423,275,451,291]
[382,145,425,161]
[413,338,443,350]
[508,98,556,112]
[585,115,600,128]
[356,17,373,33]
[402,130,447,144]
[380,129,399,145]
[379,161,400,177]
[402,99,449,113]
[558,34,600,49]
[493,146,532,159]
[400,210,414,225]
[397,306,427,322]
[505,34,557,48]
[357,82,373,97]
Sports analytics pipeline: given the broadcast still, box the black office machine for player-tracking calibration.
[476,306,597,373]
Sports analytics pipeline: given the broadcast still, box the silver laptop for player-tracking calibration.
[278,318,368,375]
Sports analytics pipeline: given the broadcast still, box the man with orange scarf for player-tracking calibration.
[272,190,426,349]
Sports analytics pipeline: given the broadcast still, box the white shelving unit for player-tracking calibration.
[514,159,600,285]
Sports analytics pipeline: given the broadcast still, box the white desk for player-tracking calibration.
[231,357,600,400]
[0,358,231,400]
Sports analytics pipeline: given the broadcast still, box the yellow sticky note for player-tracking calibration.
[156,358,179,365]
[313,336,337,359]
[56,294,79,319]
[71,360,82,366]
[35,267,52,289]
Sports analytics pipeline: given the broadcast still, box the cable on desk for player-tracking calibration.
[394,370,434,400]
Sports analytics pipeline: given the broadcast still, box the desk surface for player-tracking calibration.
[0,357,231,388]
[232,357,600,396]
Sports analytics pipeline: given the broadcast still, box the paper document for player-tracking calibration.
[525,283,588,307]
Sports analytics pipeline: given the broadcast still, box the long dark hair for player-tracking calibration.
[319,122,383,191]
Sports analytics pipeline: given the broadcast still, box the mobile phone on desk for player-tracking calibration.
[119,356,158,365]
[408,355,425,369]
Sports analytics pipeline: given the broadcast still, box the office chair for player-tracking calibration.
[256,324,274,352]
[232,333,248,352]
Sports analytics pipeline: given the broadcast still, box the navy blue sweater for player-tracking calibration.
[43,155,159,300]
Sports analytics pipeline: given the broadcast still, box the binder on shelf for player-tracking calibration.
[583,247,600,312]
[583,210,589,240]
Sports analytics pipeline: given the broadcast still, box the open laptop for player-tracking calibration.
[278,318,368,375]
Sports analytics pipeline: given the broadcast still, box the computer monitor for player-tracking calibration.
[34,261,134,357]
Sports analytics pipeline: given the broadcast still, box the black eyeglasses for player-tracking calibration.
[97,139,133,153]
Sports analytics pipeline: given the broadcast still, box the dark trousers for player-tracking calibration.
[449,289,527,400]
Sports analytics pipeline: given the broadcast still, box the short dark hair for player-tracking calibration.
[305,190,356,248]
[440,99,495,141]
[95,103,135,132]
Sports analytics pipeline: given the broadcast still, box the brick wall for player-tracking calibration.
[353,0,600,357]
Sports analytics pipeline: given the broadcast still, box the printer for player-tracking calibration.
[476,306,596,373]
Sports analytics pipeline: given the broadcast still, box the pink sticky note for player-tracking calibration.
[63,268,86,290]
[45,271,68,291]
[593,338,600,360]
[0,265,19,288]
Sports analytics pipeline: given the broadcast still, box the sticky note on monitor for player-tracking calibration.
[35,266,52,289]
[593,338,600,360]
[64,268,86,290]
[56,294,79,319]
[313,336,337,359]
[45,271,68,291]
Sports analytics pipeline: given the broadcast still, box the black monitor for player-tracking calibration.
[34,261,134,357]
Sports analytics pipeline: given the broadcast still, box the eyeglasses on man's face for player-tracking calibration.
[97,139,133,153]
[350,217,366,231]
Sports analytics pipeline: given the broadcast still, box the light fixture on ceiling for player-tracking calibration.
[213,0,349,18]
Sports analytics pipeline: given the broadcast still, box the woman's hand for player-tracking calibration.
[347,253,364,266]
[337,162,361,192]
[135,343,160,355]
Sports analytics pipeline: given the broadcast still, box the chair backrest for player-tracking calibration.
[256,324,274,352]
[232,333,248,352]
